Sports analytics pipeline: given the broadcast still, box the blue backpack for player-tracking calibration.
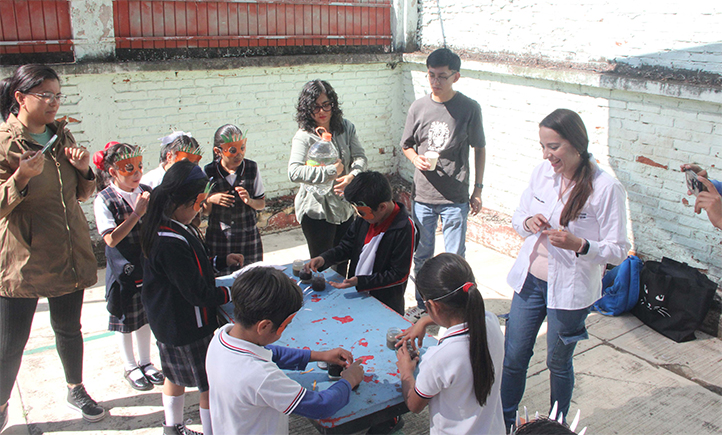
[593,255,643,316]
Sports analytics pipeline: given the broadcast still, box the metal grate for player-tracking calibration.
[0,0,73,54]
[112,0,392,50]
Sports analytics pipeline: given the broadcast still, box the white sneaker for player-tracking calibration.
[404,306,427,323]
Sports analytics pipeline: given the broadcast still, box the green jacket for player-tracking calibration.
[0,114,97,297]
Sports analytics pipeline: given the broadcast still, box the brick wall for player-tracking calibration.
[419,0,722,74]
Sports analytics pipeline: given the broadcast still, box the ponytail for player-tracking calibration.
[540,109,594,227]
[416,253,495,406]
[140,160,207,257]
[1,65,59,122]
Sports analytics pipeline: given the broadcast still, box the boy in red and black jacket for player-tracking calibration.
[307,171,417,314]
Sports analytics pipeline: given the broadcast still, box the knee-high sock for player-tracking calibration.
[134,324,153,366]
[200,407,213,435]
[162,393,184,426]
[116,331,137,372]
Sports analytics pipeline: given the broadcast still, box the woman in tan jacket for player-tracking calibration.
[0,65,104,429]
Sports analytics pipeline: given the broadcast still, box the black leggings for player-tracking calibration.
[0,290,85,404]
[301,215,353,278]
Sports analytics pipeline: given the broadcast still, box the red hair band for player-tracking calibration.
[93,141,120,171]
[430,282,475,301]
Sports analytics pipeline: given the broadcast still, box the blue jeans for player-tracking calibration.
[500,274,590,429]
[412,201,469,308]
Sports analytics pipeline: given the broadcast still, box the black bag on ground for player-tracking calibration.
[632,257,717,342]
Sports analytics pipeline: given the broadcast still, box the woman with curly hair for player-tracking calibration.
[288,80,367,276]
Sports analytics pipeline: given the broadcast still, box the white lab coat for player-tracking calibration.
[507,157,630,310]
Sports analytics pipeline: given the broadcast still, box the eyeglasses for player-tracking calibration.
[351,201,375,220]
[25,92,67,104]
[425,72,457,84]
[312,101,333,114]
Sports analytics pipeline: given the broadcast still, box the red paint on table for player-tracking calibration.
[357,355,374,364]
[387,372,398,377]
[332,315,354,324]
[358,338,368,347]
[311,318,327,323]
[311,296,321,303]
[363,374,379,384]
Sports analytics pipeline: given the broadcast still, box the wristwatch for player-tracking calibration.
[474,183,484,189]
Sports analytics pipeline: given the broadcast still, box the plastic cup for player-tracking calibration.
[386,327,402,350]
[292,259,304,277]
[425,151,439,171]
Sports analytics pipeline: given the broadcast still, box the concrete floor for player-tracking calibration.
[3,227,722,434]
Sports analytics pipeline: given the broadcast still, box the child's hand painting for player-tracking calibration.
[396,339,419,374]
[320,347,354,367]
[341,360,364,389]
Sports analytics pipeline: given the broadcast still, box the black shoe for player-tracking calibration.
[367,416,404,434]
[124,367,153,391]
[67,385,106,422]
[163,423,203,435]
[1,403,8,432]
[140,363,165,385]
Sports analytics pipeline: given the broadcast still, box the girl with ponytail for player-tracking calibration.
[396,253,505,434]
[92,142,163,392]
[140,160,242,435]
[502,109,630,429]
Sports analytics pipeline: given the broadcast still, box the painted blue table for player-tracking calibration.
[217,265,436,434]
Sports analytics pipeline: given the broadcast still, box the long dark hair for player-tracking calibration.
[93,142,140,191]
[140,160,208,257]
[416,253,495,406]
[0,64,60,122]
[540,109,594,227]
[294,79,345,135]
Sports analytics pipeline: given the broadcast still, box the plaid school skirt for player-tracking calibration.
[108,291,148,333]
[157,334,213,392]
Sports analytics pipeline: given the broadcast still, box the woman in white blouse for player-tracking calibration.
[501,109,630,429]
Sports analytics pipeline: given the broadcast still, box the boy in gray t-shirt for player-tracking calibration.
[400,48,486,315]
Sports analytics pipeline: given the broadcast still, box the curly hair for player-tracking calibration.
[294,79,345,135]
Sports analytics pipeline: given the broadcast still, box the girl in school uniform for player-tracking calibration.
[93,142,163,391]
[203,124,265,273]
[396,253,506,434]
[140,160,242,435]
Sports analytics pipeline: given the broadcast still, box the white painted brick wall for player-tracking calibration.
[55,62,402,201]
[420,0,722,74]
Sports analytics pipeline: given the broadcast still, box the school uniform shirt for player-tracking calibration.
[207,324,353,435]
[203,158,265,266]
[507,157,630,310]
[415,316,505,435]
[93,183,151,327]
[141,220,231,346]
[140,165,165,189]
[318,202,417,314]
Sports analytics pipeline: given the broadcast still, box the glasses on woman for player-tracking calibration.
[312,101,333,113]
[25,92,67,104]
